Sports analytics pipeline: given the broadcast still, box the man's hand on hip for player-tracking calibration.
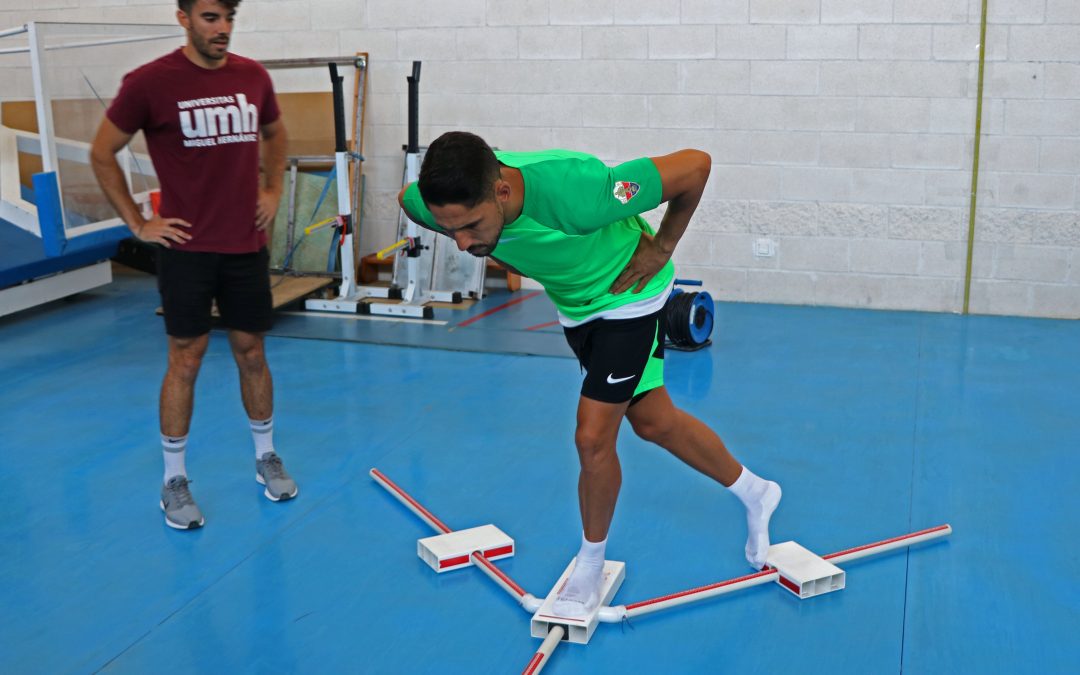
[610,232,672,295]
[137,215,192,248]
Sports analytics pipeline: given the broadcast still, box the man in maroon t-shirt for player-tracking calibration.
[90,0,298,530]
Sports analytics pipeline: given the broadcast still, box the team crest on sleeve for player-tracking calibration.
[613,181,640,204]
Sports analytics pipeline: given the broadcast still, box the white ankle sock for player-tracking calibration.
[728,466,782,570]
[553,533,607,618]
[250,417,274,459]
[162,433,188,483]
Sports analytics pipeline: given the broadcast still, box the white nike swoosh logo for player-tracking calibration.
[607,373,636,384]
[498,237,519,243]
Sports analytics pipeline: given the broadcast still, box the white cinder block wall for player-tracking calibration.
[3,1,1077,318]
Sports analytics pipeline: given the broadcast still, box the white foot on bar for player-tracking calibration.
[745,480,782,570]
[552,561,601,618]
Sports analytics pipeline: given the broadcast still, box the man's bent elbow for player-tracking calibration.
[671,149,711,196]
[689,149,711,183]
[89,143,116,178]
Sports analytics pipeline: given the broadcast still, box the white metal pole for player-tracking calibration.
[26,22,58,176]
[521,625,564,675]
[402,152,420,303]
[335,150,355,298]
[617,524,952,620]
[0,25,29,40]
[26,21,67,233]
[0,32,180,56]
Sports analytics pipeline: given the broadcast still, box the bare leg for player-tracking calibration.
[157,334,210,527]
[227,329,272,420]
[574,396,630,541]
[553,395,629,617]
[627,387,781,570]
[161,334,210,437]
[624,387,742,486]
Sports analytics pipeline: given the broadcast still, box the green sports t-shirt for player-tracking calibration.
[402,149,674,323]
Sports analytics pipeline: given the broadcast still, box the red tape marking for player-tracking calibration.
[484,544,514,558]
[778,575,801,596]
[525,320,560,331]
[522,652,545,675]
[456,291,541,328]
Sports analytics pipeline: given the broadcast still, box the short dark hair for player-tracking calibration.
[178,0,241,14]
[418,131,501,208]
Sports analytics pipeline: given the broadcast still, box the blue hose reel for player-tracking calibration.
[663,279,715,351]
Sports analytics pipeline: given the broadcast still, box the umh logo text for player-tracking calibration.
[177,93,259,147]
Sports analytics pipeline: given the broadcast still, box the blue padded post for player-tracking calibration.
[32,171,66,257]
[32,170,130,258]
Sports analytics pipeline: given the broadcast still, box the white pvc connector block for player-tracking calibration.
[417,524,514,573]
[531,559,625,645]
[766,541,845,599]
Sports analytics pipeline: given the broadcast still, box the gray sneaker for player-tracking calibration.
[160,476,205,530]
[255,452,298,501]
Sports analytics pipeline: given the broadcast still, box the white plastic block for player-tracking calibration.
[531,559,625,644]
[766,541,845,599]
[417,524,514,573]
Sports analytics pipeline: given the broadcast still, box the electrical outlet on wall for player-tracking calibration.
[754,238,776,258]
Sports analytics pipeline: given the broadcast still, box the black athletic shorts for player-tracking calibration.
[563,309,666,405]
[157,247,273,337]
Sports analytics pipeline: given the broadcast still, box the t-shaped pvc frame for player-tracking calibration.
[370,468,952,673]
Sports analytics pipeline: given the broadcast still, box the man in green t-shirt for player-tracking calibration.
[399,131,782,619]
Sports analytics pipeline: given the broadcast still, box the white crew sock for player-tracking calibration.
[728,466,782,570]
[162,433,188,483]
[552,533,607,619]
[250,417,274,459]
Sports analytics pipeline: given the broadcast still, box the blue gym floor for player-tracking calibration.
[1,267,1076,674]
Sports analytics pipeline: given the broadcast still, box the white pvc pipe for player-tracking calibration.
[597,605,627,622]
[620,569,778,619]
[373,466,952,634]
[471,550,527,602]
[521,625,564,675]
[826,524,952,566]
[369,467,537,608]
[521,593,543,613]
[616,524,952,620]
[368,468,451,535]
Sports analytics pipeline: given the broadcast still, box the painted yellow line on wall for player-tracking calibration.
[963,0,990,314]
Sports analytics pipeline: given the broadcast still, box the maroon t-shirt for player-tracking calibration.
[107,49,280,253]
